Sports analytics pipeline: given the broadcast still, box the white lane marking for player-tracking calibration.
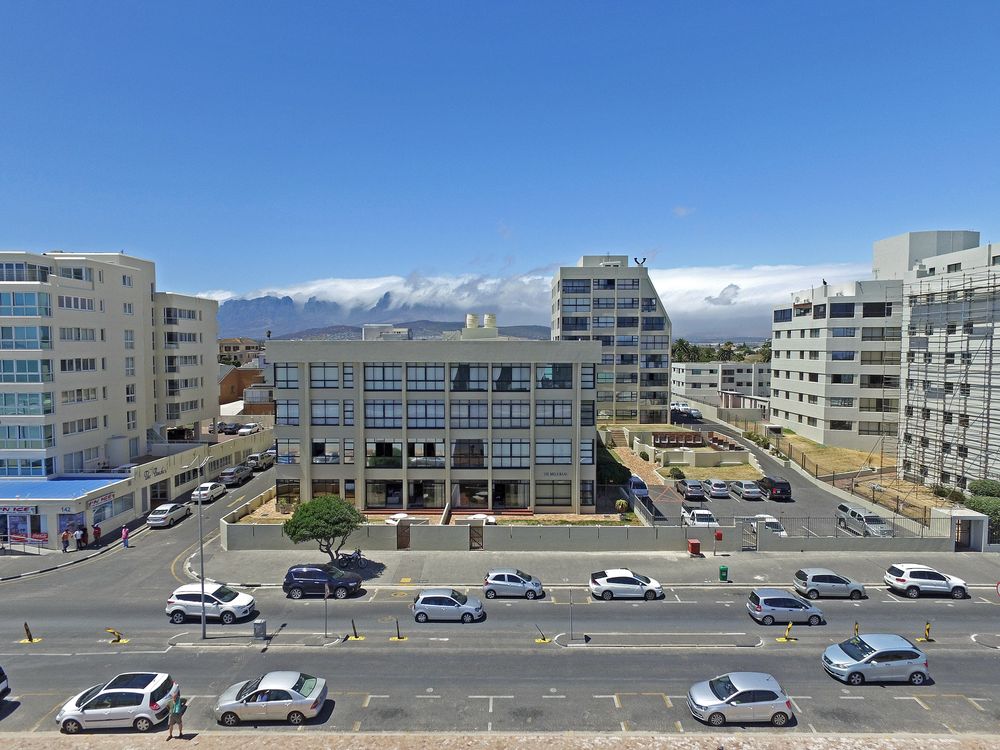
[809,723,817,733]
[468,695,513,713]
[362,694,388,708]
[415,695,441,699]
[595,694,621,708]
[839,695,865,700]
[894,696,930,710]
[674,720,684,733]
[542,695,566,699]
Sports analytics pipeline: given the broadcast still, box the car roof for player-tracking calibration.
[289,562,332,570]
[105,672,162,691]
[753,514,779,522]
[798,567,836,576]
[858,633,918,650]
[174,582,228,594]
[418,587,460,597]
[258,671,304,691]
[150,504,177,511]
[752,587,798,597]
[486,568,520,576]
[599,568,636,577]
[708,479,726,484]
[891,563,936,571]
[725,672,782,692]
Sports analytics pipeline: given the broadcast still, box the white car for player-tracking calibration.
[883,564,967,599]
[589,568,663,601]
[55,672,178,734]
[752,514,787,537]
[191,482,226,502]
[237,422,261,436]
[146,503,191,528]
[706,479,730,499]
[166,583,257,625]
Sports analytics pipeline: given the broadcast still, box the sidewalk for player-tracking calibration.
[0,523,149,581]
[189,536,1000,591]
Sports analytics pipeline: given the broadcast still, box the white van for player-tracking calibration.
[627,475,649,498]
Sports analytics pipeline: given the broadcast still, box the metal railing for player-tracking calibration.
[0,535,46,554]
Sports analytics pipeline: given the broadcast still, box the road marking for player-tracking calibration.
[809,723,818,733]
[620,720,629,732]
[895,696,930,710]
[415,695,441,699]
[362,694,389,708]
[226,494,246,508]
[595,694,621,708]
[941,723,958,735]
[839,695,865,700]
[787,695,811,712]
[542,695,566,699]
[487,721,492,732]
[400,577,412,583]
[30,698,64,731]
[468,695,513,713]
[674,720,684,733]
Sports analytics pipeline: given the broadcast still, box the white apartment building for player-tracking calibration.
[270,318,600,514]
[770,279,902,453]
[551,256,671,424]
[671,361,771,406]
[0,251,217,477]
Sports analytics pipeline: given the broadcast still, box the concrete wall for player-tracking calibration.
[757,533,953,552]
[483,525,738,552]
[654,447,750,467]
[409,525,469,551]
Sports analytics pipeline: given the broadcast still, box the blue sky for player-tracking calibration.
[2,2,999,334]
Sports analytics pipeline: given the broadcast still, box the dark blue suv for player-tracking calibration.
[282,563,363,600]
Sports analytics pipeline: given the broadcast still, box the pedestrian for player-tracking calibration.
[82,527,89,547]
[121,526,129,549]
[61,529,70,553]
[166,689,184,740]
[92,524,101,548]
[73,527,83,551]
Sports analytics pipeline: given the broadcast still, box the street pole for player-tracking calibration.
[569,599,574,641]
[199,488,206,640]
[324,582,330,638]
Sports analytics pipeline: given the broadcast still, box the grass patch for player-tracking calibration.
[657,464,761,482]
[780,433,897,472]
[603,423,693,432]
[498,512,641,526]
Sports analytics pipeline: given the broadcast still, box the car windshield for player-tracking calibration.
[634,574,651,584]
[709,675,738,700]
[236,677,263,701]
[214,585,240,603]
[864,516,886,525]
[764,522,783,531]
[515,570,531,581]
[76,684,104,707]
[450,590,468,604]
[839,637,876,661]
[291,673,318,696]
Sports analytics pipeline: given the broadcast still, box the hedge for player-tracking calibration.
[968,479,1000,498]
[965,496,1000,524]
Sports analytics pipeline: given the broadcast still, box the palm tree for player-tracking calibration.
[672,338,694,362]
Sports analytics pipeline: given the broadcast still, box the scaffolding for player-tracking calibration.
[899,267,1000,488]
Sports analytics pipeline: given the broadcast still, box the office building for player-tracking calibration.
[551,256,671,423]
[670,361,771,406]
[269,316,600,514]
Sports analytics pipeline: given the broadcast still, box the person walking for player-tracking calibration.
[61,529,70,553]
[82,527,89,547]
[166,689,184,740]
[92,523,101,548]
[121,526,130,549]
[73,527,83,551]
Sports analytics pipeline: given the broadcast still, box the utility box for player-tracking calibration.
[253,619,267,641]
[687,538,701,556]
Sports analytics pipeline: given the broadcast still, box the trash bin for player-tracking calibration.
[719,565,729,583]
[253,619,267,641]
[687,538,701,556]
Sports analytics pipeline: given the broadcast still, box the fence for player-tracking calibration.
[0,535,45,555]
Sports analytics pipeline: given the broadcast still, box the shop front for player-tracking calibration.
[0,504,48,546]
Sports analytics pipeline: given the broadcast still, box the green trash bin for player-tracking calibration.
[719,565,729,583]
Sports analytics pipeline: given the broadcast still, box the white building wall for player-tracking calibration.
[671,361,771,406]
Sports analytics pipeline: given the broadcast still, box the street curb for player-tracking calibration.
[0,525,150,582]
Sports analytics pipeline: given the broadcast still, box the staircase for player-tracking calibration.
[606,428,628,449]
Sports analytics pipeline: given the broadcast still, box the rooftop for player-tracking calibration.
[0,476,126,500]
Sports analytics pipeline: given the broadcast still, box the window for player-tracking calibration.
[59,326,95,341]
[830,397,854,408]
[829,421,853,431]
[813,304,826,319]
[124,356,135,377]
[561,279,590,294]
[562,298,590,313]
[535,400,573,426]
[59,266,92,281]
[407,363,445,391]
[593,297,615,309]
[125,384,136,403]
[57,295,94,311]
[592,315,615,329]
[275,399,299,425]
[344,440,355,464]
[123,302,134,315]
[0,325,51,349]
[60,357,96,372]
[309,364,339,388]
[580,440,594,465]
[61,387,96,404]
[594,278,615,290]
[312,438,340,464]
[364,362,402,391]
[122,274,133,287]
[492,400,530,429]
[0,262,49,282]
[0,392,53,415]
[276,439,301,464]
[0,292,51,316]
[408,440,445,468]
[860,351,901,365]
[535,439,572,464]
[407,399,444,428]
[61,418,98,436]
[343,365,354,388]
[164,331,198,346]
[580,400,595,426]
[0,359,53,383]
[492,439,529,468]
[947,262,961,273]
[452,438,487,468]
[617,316,638,328]
[126,410,137,430]
[343,399,354,426]
[450,400,488,428]
[123,329,134,349]
[535,481,572,506]
[536,363,573,389]
[276,479,300,502]
[831,351,856,361]
[773,308,792,323]
[831,328,856,337]
[829,302,855,318]
[275,363,299,389]
[862,302,892,318]
[618,278,639,290]
[581,364,595,389]
[492,363,530,392]
[311,399,340,426]
[364,399,402,428]
[450,364,488,391]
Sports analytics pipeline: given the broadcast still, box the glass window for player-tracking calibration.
[593,297,615,309]
[829,302,855,318]
[312,479,340,497]
[580,440,594,465]
[862,302,893,318]
[450,400,488,428]
[276,479,300,503]
[831,351,856,361]
[406,363,445,391]
[407,440,445,468]
[364,362,402,391]
[492,400,530,429]
[535,480,572,506]
[580,480,595,506]
[450,364,488,391]
[581,364,595,389]
[831,328,856,337]
[618,278,639,290]
[535,400,573,426]
[452,438,487,468]
[343,399,354,426]
[309,364,339,388]
[276,439,300,464]
[312,439,340,464]
[366,440,402,468]
[535,439,572,464]
[364,399,402,428]
[593,278,615,290]
[561,298,590,313]
[580,400,595,426]
[492,438,530,468]
[407,399,445,428]
[561,279,590,294]
[492,363,530,392]
[773,309,792,323]
[535,363,573,389]
[275,363,299,389]
[311,400,340,426]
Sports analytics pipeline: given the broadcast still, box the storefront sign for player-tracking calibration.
[143,466,167,480]
[538,470,570,479]
[0,505,37,514]
[86,493,114,510]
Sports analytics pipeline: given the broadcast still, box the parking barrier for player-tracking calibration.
[775,621,797,643]
[916,621,934,643]
[347,618,365,641]
[389,618,407,642]
[534,624,551,644]
[19,621,41,644]
[105,627,129,644]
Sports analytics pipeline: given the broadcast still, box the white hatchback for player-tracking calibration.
[56,672,177,734]
[589,568,662,601]
[237,422,261,436]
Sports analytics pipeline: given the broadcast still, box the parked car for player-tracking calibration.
[220,465,253,487]
[793,568,866,600]
[688,408,703,420]
[627,475,649,498]
[483,568,544,599]
[730,480,762,500]
[237,422,261,436]
[215,671,327,727]
[0,664,9,701]
[706,479,730,499]
[675,479,705,500]
[822,634,929,686]
[146,503,191,528]
[757,476,792,501]
[191,482,226,502]
[55,672,178,734]
[883,564,967,599]
[166,583,256,625]
[264,445,277,459]
[750,514,787,537]
[222,423,244,435]
[747,588,823,626]
[589,568,662,600]
[687,672,793,727]
[246,452,275,471]
[682,503,720,527]
[411,589,485,623]
[282,563,362,600]
[836,502,893,537]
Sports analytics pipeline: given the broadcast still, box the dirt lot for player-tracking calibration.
[779,431,897,473]
[498,512,641,526]
[657,464,762,482]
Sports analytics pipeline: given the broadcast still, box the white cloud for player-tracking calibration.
[672,205,696,218]
[197,288,238,302]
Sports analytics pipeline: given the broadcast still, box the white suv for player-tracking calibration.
[883,564,967,599]
[166,583,257,624]
[55,672,177,734]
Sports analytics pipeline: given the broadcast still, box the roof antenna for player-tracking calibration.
[634,257,646,266]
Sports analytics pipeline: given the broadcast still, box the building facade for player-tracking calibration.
[551,256,671,424]
[769,279,902,453]
[269,326,600,514]
[218,337,262,365]
[670,361,771,406]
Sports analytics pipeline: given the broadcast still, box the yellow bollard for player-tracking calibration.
[916,621,934,643]
[19,621,42,644]
[106,628,129,645]
[775,621,797,643]
[854,621,859,638]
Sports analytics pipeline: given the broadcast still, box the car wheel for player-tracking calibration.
[221,611,236,625]
[289,587,304,600]
[168,519,175,527]
[761,615,775,626]
[221,712,240,727]
[707,712,726,727]
[601,590,613,601]
[951,587,966,599]
[358,558,368,569]
[806,589,819,600]
[287,711,306,725]
[849,590,863,600]
[771,712,789,727]
[334,586,348,600]
[644,590,656,601]
[909,671,927,686]
[134,716,153,733]
[415,612,428,623]
[525,590,537,600]
[808,615,821,626]
[485,589,497,599]
[170,611,186,624]
[906,586,920,599]
[62,719,83,734]
[461,612,474,624]
[847,672,864,686]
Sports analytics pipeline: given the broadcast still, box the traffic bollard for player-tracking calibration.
[20,621,42,644]
[347,618,365,641]
[775,621,797,642]
[534,624,551,644]
[916,621,934,642]
[853,621,859,638]
[105,627,129,644]
[389,618,407,642]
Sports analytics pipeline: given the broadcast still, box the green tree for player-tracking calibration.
[757,340,772,363]
[671,338,694,362]
[718,341,736,362]
[283,494,365,564]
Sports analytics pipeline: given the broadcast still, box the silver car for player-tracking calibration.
[589,568,662,601]
[215,671,327,726]
[794,568,866,600]
[146,503,191,528]
[747,588,823,626]
[706,479,730,499]
[55,672,178,734]
[730,480,761,500]
[412,588,485,623]
[483,568,544,599]
[687,672,793,727]
[822,634,929,686]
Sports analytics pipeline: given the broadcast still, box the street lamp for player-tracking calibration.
[183,456,211,640]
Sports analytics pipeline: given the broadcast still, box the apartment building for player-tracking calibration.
[218,337,262,365]
[551,256,671,424]
[671,361,771,406]
[269,318,600,514]
[875,230,1000,488]
[769,279,902,453]
[0,251,217,477]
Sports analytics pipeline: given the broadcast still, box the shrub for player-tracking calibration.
[639,451,649,461]
[968,479,1000,498]
[966,496,1000,524]
[615,498,630,513]
[668,467,685,479]
[931,484,951,498]
[596,440,630,485]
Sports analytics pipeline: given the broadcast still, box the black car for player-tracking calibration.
[222,423,244,435]
[757,475,792,501]
[282,563,363,600]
